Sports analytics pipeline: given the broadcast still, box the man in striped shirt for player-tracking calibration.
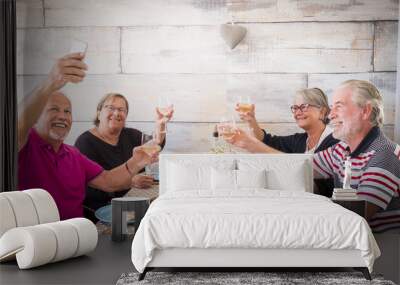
[314,80,400,233]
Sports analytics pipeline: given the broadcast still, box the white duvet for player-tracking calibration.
[131,190,380,273]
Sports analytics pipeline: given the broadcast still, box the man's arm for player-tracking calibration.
[88,146,158,192]
[313,169,326,179]
[18,83,54,150]
[18,53,87,151]
[312,148,335,180]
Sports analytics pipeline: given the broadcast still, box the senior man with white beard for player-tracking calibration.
[313,80,399,234]
[18,53,158,220]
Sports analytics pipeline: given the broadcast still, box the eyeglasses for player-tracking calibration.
[103,105,127,114]
[290,104,320,113]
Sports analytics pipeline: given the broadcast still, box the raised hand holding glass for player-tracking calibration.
[157,96,174,133]
[236,95,252,115]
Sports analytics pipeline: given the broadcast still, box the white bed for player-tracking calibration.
[131,154,380,280]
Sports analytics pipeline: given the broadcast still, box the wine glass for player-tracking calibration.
[141,132,161,179]
[141,132,161,157]
[217,116,237,153]
[157,96,174,133]
[217,116,237,140]
[236,95,252,115]
[145,162,159,181]
[69,39,88,56]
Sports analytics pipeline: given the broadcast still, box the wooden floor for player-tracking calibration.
[0,235,133,285]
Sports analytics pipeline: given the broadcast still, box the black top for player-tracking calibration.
[262,129,339,197]
[74,127,164,221]
[262,130,339,153]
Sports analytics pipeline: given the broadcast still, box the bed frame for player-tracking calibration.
[138,154,372,281]
[140,248,370,280]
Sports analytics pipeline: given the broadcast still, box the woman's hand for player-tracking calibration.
[155,107,174,141]
[235,103,265,141]
[156,107,174,123]
[225,128,278,153]
[225,128,257,151]
[131,174,154,188]
[235,103,256,124]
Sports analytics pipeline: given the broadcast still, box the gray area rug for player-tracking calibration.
[117,271,396,285]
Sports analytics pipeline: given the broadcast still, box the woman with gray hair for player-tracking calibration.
[227,88,338,196]
[230,87,338,154]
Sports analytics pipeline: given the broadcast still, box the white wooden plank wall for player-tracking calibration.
[16,0,398,151]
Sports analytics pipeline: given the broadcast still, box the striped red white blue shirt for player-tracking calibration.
[313,127,400,233]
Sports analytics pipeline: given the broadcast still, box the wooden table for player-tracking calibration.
[125,184,159,202]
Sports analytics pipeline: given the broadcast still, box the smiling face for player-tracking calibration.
[291,95,324,131]
[35,92,72,144]
[97,96,128,133]
[329,87,364,142]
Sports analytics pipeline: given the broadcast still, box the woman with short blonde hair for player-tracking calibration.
[93,93,129,126]
[75,92,173,222]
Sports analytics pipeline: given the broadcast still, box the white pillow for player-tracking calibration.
[211,169,267,192]
[167,162,210,191]
[236,169,267,189]
[265,162,307,191]
[238,158,310,192]
[211,168,236,191]
[166,160,235,192]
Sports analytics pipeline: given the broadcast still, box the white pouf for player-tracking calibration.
[0,189,98,269]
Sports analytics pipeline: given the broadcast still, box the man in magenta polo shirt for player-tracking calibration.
[18,53,157,220]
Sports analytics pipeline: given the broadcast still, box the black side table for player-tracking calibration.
[331,198,366,217]
[111,197,150,242]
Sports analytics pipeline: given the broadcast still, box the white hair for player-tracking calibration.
[339,80,384,127]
